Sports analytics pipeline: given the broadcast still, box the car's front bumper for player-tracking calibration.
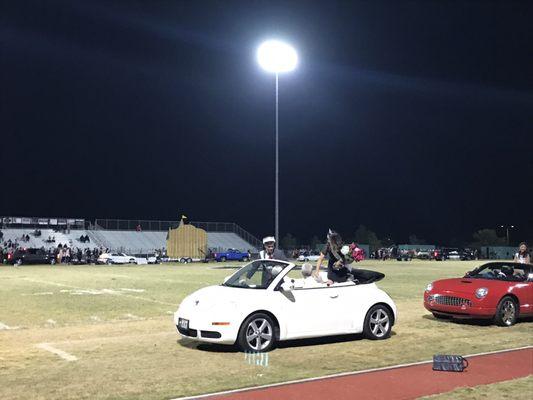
[173,309,239,345]
[424,292,495,318]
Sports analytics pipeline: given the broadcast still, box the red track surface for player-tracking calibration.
[209,348,533,400]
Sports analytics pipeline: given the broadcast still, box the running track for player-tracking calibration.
[176,347,532,400]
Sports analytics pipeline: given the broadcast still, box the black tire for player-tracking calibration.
[106,259,113,265]
[494,296,518,327]
[187,258,192,263]
[50,259,56,265]
[363,304,393,340]
[237,313,276,352]
[220,256,227,262]
[179,258,186,263]
[15,259,22,266]
[242,257,249,262]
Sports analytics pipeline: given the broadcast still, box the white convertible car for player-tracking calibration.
[174,260,397,352]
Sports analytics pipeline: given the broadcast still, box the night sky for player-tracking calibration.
[2,1,532,245]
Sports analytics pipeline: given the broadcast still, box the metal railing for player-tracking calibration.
[1,216,86,229]
[92,219,261,249]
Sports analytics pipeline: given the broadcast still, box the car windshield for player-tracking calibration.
[466,263,530,282]
[222,260,287,289]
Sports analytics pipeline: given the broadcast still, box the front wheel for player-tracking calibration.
[242,256,249,262]
[237,313,276,352]
[220,256,227,262]
[363,304,392,340]
[494,296,518,327]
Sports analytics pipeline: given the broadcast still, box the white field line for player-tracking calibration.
[0,322,21,330]
[170,345,533,400]
[22,278,175,306]
[50,331,175,345]
[36,343,78,362]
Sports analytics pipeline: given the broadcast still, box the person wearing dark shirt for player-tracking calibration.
[259,236,287,261]
[314,229,349,284]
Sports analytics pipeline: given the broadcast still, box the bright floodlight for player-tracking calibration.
[257,40,298,73]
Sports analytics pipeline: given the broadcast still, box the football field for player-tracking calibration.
[0,261,531,400]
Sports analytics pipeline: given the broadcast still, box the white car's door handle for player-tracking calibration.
[329,294,339,299]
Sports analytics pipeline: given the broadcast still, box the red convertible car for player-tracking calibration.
[424,262,533,326]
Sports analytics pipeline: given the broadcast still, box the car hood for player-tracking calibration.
[180,285,266,312]
[432,278,493,294]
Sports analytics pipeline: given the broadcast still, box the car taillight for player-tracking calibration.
[8,254,12,260]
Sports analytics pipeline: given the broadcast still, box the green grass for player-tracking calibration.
[421,376,533,400]
[0,260,531,400]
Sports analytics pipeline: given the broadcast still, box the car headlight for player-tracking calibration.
[475,287,488,299]
[425,283,433,292]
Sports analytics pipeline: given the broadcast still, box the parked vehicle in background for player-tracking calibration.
[397,250,412,261]
[147,254,161,264]
[213,249,250,262]
[447,250,461,260]
[9,248,55,265]
[297,251,320,262]
[416,250,431,260]
[97,253,137,265]
[460,249,476,261]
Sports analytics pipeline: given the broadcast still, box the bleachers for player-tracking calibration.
[1,228,256,254]
[207,232,254,252]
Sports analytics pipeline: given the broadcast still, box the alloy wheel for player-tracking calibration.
[245,318,273,351]
[500,300,516,326]
[369,308,390,338]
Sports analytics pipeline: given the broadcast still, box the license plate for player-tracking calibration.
[178,318,189,330]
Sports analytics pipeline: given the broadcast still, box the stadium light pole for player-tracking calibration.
[500,225,515,245]
[257,40,298,243]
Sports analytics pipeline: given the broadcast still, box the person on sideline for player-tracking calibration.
[514,242,531,264]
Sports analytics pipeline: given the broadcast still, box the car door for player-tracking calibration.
[277,287,329,338]
[278,285,353,338]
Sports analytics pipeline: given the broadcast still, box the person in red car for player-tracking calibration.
[514,242,530,264]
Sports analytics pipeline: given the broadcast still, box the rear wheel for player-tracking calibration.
[238,313,276,352]
[363,304,392,340]
[220,256,227,262]
[106,259,113,265]
[494,296,518,326]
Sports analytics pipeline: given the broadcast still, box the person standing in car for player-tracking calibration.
[314,229,350,284]
[259,236,287,261]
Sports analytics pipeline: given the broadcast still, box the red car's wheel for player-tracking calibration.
[494,296,518,327]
